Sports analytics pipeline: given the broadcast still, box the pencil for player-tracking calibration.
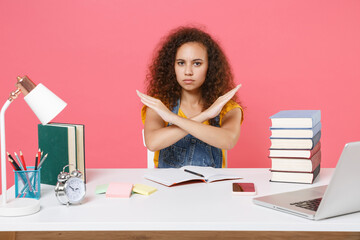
[8,158,18,171]
[35,153,39,170]
[9,158,28,188]
[19,150,27,171]
[14,152,24,170]
[8,157,21,171]
[7,152,21,170]
[10,158,33,195]
[7,152,15,162]
[37,153,48,169]
[37,149,41,166]
[17,153,34,194]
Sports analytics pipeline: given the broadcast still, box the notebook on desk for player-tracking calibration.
[144,166,241,187]
[253,141,360,220]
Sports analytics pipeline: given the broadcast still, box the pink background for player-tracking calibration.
[1,0,359,189]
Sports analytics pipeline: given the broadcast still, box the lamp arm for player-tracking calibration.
[1,100,12,205]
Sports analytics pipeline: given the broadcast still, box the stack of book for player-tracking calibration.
[269,110,321,184]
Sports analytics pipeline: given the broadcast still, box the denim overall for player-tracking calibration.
[158,99,223,168]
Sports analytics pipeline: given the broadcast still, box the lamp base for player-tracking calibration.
[0,198,40,216]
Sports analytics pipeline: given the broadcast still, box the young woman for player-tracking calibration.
[137,26,244,168]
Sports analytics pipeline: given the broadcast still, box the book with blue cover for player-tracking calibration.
[270,110,321,128]
[270,131,321,150]
[270,122,322,138]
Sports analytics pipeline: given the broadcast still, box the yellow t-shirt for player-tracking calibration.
[141,100,244,168]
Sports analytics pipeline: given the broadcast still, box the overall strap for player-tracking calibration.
[167,99,180,126]
[158,98,223,168]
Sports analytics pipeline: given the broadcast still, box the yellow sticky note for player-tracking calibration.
[132,184,157,195]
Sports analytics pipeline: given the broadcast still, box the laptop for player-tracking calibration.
[253,141,360,220]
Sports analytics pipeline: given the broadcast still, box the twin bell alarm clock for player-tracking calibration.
[55,164,86,205]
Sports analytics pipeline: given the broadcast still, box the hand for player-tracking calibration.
[136,90,176,123]
[204,84,242,119]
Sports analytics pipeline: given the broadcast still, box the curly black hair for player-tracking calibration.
[146,26,241,125]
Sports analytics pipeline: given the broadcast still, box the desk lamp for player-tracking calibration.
[0,75,67,216]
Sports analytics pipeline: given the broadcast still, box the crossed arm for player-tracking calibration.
[137,85,242,151]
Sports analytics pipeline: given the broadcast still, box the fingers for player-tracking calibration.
[137,91,173,122]
[140,97,153,107]
[140,96,160,110]
[136,90,169,116]
[137,90,155,108]
[136,90,151,100]
[136,90,158,104]
[212,84,242,109]
[221,84,242,101]
[226,84,242,97]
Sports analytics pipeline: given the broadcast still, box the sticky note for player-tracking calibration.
[132,184,157,195]
[95,184,109,194]
[106,182,133,198]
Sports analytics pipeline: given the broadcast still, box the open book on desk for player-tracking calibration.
[144,166,242,187]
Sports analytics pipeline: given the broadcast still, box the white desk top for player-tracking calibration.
[1,168,360,232]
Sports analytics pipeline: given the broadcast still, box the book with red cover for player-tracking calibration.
[270,164,320,184]
[269,142,321,158]
[270,150,321,172]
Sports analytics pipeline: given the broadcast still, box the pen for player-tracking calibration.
[37,153,48,168]
[184,169,205,178]
[19,150,27,170]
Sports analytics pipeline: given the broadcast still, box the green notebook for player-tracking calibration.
[38,123,85,185]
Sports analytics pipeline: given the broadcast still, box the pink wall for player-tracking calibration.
[1,0,360,188]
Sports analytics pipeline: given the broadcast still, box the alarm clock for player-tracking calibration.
[55,164,86,205]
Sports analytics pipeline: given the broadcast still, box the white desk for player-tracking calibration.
[1,168,360,239]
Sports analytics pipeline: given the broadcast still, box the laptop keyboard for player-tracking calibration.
[290,197,322,212]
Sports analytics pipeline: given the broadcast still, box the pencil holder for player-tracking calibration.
[14,167,41,199]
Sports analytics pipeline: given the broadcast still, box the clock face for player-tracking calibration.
[64,177,86,203]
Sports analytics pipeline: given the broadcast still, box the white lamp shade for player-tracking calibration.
[24,83,67,125]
